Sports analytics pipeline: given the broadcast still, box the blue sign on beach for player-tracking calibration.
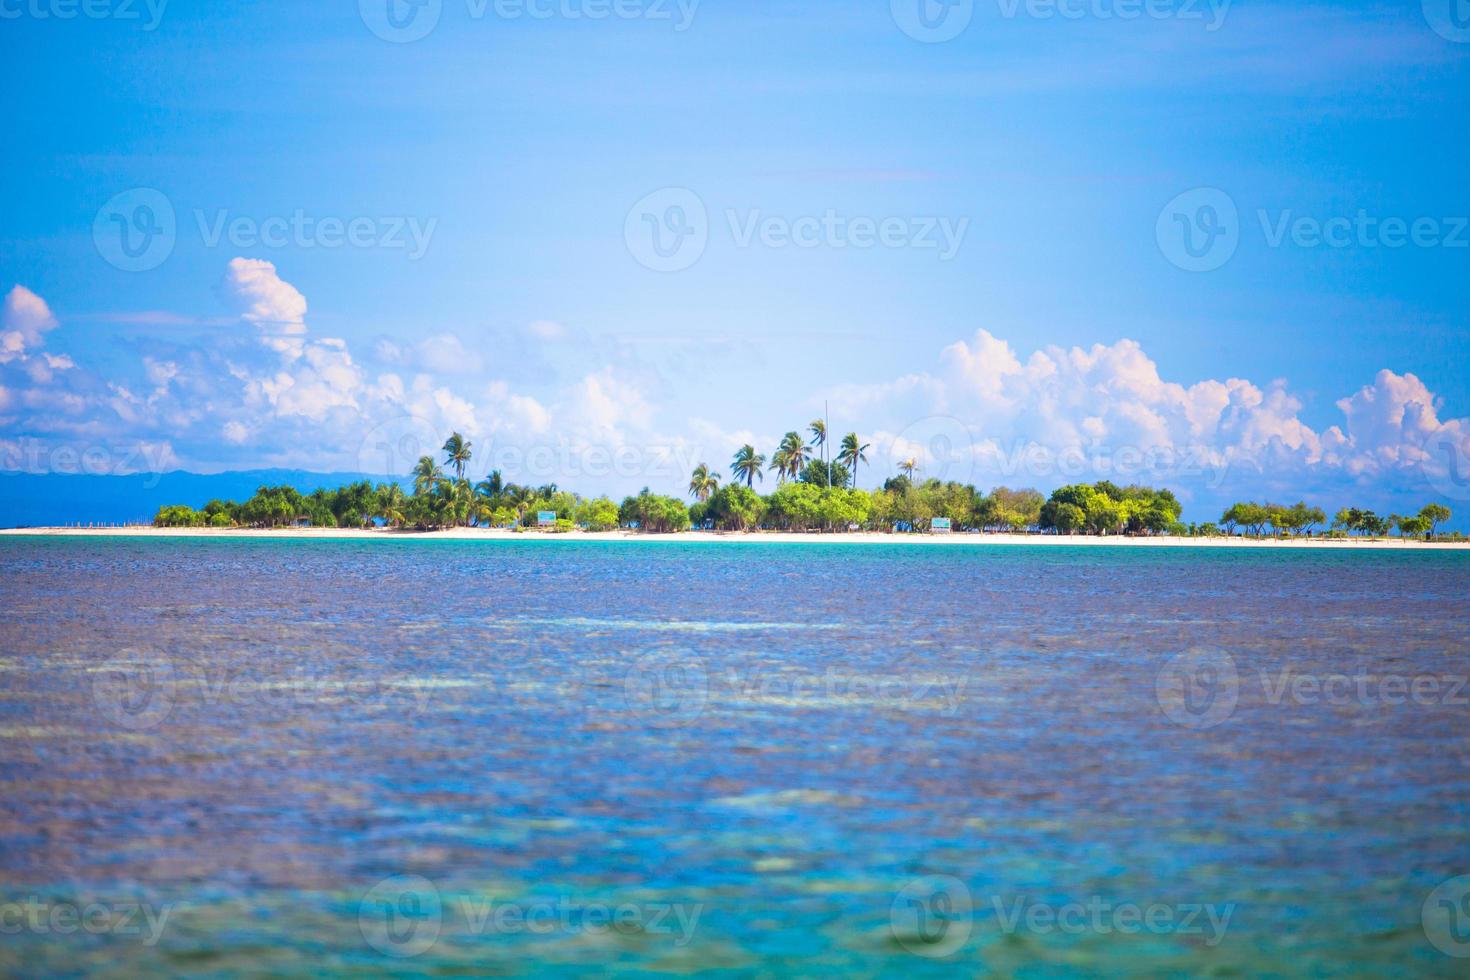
[931,517,952,533]
[537,511,557,527]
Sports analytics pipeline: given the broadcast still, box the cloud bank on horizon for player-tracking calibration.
[2,260,1467,520]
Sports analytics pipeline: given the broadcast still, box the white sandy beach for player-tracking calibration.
[1,526,1465,549]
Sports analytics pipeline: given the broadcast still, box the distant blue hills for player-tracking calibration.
[0,470,407,528]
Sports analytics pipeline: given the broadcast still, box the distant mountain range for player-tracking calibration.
[0,470,407,528]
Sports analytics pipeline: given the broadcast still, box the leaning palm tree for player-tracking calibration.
[777,431,808,481]
[769,448,791,484]
[688,463,720,502]
[898,457,919,480]
[442,432,472,482]
[837,433,869,489]
[731,445,765,488]
[411,455,444,496]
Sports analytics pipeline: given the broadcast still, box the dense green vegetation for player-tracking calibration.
[152,429,1458,538]
[1213,501,1456,540]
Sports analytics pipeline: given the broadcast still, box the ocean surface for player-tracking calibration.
[2,537,1468,977]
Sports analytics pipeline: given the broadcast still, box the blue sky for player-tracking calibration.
[2,0,1468,520]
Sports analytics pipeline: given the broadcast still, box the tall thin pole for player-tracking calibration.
[825,400,831,487]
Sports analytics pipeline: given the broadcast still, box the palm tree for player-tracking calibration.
[898,457,919,480]
[377,483,407,527]
[442,432,472,482]
[411,455,444,496]
[688,463,720,502]
[476,469,504,501]
[776,431,808,482]
[731,445,765,488]
[837,433,869,489]
[770,448,791,484]
[809,418,830,486]
[451,478,474,526]
[474,470,504,524]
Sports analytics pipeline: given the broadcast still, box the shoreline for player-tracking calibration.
[1,526,1465,549]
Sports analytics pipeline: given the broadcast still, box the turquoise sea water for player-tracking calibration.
[2,537,1469,976]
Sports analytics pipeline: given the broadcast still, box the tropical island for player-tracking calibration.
[109,426,1461,546]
